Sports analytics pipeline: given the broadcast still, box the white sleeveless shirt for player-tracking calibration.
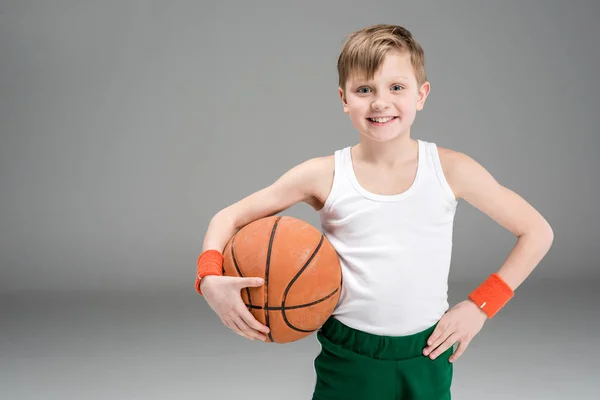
[318,139,458,336]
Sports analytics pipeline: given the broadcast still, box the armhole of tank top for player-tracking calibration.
[319,149,343,214]
[429,142,459,206]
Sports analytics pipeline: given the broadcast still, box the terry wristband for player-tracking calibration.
[468,273,514,319]
[195,250,224,295]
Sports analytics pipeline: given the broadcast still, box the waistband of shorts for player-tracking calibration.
[317,317,438,361]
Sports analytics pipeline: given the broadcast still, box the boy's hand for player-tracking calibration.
[200,275,271,341]
[422,300,488,363]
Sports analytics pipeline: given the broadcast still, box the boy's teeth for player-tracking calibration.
[370,117,395,123]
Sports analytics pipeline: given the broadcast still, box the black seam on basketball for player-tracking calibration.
[264,216,281,342]
[280,234,334,333]
[230,234,253,309]
[244,287,339,310]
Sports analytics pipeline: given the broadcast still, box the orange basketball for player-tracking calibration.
[222,215,342,343]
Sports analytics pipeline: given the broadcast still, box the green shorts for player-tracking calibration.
[312,317,453,400]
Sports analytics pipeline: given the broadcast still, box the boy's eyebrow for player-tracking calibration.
[351,75,411,83]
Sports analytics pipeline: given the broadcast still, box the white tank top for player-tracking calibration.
[318,139,458,336]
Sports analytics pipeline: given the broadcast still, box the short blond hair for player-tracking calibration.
[337,24,427,91]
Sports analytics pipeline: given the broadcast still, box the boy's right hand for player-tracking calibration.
[200,275,271,341]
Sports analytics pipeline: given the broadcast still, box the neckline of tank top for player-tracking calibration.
[345,139,424,202]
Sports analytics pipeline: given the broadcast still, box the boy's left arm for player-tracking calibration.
[423,149,554,363]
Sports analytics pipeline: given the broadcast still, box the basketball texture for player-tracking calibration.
[222,216,342,343]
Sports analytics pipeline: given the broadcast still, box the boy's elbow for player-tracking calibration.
[542,217,554,241]
[212,208,238,229]
[523,217,553,250]
[538,219,554,249]
[547,225,554,247]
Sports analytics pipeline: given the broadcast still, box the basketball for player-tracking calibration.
[222,215,342,343]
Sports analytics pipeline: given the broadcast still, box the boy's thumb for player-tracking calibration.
[240,277,264,288]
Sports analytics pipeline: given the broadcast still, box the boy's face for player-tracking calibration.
[338,51,430,142]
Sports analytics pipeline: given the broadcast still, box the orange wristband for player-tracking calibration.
[195,250,224,295]
[468,273,514,319]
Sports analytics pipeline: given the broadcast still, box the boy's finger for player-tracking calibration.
[233,315,266,341]
[449,339,469,362]
[224,317,249,339]
[230,317,257,340]
[238,305,270,334]
[430,333,459,359]
[429,321,450,345]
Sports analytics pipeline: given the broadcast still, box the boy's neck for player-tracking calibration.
[354,132,418,168]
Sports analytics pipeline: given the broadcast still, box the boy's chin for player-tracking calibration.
[359,130,408,143]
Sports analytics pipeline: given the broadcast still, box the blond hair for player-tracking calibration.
[337,24,427,91]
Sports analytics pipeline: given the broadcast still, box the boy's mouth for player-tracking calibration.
[367,116,398,125]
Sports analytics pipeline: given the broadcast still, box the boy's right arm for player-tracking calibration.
[198,156,330,342]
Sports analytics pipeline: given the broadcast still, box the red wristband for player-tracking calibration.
[468,273,514,319]
[195,250,224,295]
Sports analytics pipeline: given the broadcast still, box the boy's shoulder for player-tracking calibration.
[436,145,481,175]
[436,145,495,201]
[436,143,542,240]
[290,154,334,211]
[436,145,463,167]
[305,153,335,168]
[301,153,335,183]
[297,154,335,180]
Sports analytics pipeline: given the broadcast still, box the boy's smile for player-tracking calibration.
[366,116,398,126]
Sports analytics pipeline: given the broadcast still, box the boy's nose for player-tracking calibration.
[371,98,390,111]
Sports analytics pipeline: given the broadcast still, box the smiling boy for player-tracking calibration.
[196,24,554,399]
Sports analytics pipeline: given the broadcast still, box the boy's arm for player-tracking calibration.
[197,156,332,341]
[423,149,554,361]
[441,148,554,292]
[423,150,553,361]
[202,155,330,256]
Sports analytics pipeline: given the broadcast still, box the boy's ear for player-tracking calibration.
[416,81,431,111]
[338,87,349,114]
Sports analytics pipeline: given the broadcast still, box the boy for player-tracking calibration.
[195,24,554,399]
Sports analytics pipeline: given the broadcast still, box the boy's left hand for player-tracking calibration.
[423,300,488,363]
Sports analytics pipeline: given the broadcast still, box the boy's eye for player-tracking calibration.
[357,85,404,94]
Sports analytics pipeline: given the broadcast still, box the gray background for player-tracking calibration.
[1,0,598,399]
